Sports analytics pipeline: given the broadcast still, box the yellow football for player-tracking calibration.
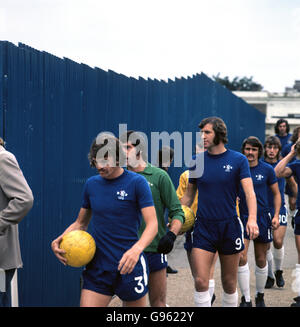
[60,230,96,267]
[180,205,196,233]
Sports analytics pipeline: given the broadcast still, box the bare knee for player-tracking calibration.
[273,239,283,249]
[194,276,209,292]
[222,275,237,294]
[149,293,166,307]
[148,269,167,307]
[149,284,166,307]
[256,255,266,268]
[239,252,248,266]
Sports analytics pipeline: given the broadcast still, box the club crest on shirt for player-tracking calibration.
[223,164,233,173]
[255,174,264,181]
[117,190,128,200]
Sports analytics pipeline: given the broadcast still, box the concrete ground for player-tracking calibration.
[110,216,300,307]
[165,225,298,307]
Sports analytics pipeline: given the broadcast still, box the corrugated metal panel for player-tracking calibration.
[0,41,265,306]
[0,41,5,137]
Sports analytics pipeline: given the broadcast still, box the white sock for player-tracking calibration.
[255,264,268,295]
[208,279,215,300]
[266,248,275,278]
[194,290,211,307]
[222,290,238,307]
[273,246,284,271]
[238,263,251,302]
[295,264,300,297]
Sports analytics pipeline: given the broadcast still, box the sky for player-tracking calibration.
[0,0,300,92]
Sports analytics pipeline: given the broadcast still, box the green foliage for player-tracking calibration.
[212,73,263,91]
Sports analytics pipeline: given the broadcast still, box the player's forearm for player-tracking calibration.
[273,193,281,218]
[135,220,157,252]
[180,194,193,207]
[169,218,182,236]
[179,182,197,207]
[245,190,257,222]
[135,206,158,252]
[275,153,293,178]
[62,208,92,235]
[287,177,298,197]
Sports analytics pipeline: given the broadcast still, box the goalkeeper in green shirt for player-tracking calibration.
[121,130,185,307]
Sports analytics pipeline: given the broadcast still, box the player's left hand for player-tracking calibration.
[118,245,142,274]
[272,216,280,230]
[157,231,176,254]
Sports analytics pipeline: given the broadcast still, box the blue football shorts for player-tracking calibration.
[269,205,288,227]
[81,253,149,302]
[192,216,244,255]
[144,252,168,273]
[241,211,273,243]
[184,230,193,252]
[279,205,288,226]
[294,209,300,235]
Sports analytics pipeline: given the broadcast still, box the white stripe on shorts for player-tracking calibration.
[140,255,148,286]
[161,254,167,264]
[237,216,244,243]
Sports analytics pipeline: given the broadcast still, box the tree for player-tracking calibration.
[212,73,263,91]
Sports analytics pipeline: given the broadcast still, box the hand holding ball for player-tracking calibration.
[180,205,195,233]
[59,230,96,267]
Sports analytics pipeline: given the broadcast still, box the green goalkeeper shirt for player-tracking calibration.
[137,163,185,252]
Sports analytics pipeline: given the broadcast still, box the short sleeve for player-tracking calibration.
[239,154,251,180]
[135,175,154,210]
[267,166,277,186]
[81,182,91,209]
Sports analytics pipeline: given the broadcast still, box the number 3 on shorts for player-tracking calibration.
[134,276,145,294]
[134,255,148,294]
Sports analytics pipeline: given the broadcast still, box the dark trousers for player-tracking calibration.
[0,269,16,307]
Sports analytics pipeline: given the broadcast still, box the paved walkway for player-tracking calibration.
[110,217,299,307]
[166,219,298,307]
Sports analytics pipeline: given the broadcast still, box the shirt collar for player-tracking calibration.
[141,162,154,175]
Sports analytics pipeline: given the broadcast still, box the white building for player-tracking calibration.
[233,80,300,139]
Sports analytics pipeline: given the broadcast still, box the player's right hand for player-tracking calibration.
[51,235,67,265]
[246,219,259,240]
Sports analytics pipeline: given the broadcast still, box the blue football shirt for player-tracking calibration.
[263,159,285,213]
[275,133,292,150]
[287,160,300,209]
[82,169,154,271]
[282,143,297,162]
[239,160,277,217]
[189,149,250,220]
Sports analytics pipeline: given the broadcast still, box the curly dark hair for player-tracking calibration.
[198,117,228,145]
[274,119,290,134]
[158,146,174,168]
[241,136,263,158]
[88,134,126,167]
[119,130,148,161]
[264,136,281,160]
